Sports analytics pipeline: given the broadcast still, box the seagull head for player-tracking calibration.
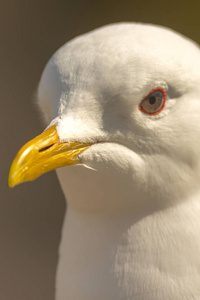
[9,23,200,214]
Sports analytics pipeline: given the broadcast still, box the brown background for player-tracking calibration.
[1,0,200,299]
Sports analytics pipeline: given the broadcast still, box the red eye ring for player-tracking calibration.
[138,88,167,116]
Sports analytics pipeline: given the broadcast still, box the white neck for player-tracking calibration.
[55,195,200,300]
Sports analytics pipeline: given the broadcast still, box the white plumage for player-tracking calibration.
[20,23,200,299]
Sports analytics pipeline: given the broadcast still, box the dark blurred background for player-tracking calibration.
[1,0,200,299]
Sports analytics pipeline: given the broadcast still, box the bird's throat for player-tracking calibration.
[56,199,200,300]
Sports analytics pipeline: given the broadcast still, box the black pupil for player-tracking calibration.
[149,96,156,105]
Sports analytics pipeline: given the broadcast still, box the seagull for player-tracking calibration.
[8,23,200,300]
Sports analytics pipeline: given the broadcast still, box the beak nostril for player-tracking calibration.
[39,144,54,152]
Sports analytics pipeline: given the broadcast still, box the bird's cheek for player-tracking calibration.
[80,142,145,177]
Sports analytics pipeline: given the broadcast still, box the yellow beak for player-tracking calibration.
[8,125,91,188]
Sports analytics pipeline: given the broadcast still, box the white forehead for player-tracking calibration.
[38,23,200,122]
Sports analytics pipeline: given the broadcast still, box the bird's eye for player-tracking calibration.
[138,88,166,115]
